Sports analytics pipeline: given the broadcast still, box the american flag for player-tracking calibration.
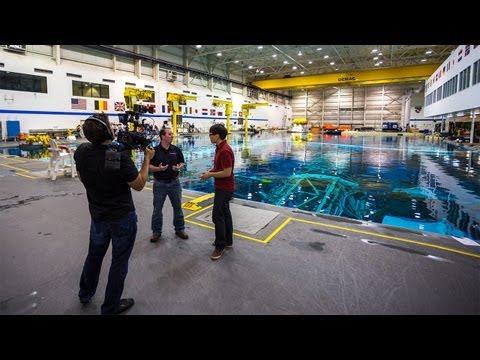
[114,102,126,111]
[71,98,86,110]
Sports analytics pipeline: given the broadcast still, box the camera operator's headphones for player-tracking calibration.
[85,115,115,140]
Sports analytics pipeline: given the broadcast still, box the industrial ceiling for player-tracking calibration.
[185,45,456,83]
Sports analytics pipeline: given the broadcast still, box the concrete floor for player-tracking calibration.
[1,153,479,315]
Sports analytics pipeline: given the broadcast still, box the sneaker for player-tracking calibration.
[175,231,189,240]
[112,298,134,315]
[150,233,161,243]
[210,247,225,260]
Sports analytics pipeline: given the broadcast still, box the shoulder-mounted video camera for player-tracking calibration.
[116,111,154,150]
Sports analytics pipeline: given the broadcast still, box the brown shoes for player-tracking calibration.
[175,231,189,239]
[150,233,161,242]
[211,247,225,260]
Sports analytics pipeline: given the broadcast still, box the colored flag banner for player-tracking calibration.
[95,100,108,110]
[146,104,156,113]
[114,102,125,111]
[218,111,223,117]
[71,98,86,110]
[202,108,208,115]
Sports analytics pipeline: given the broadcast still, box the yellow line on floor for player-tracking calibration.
[292,217,480,260]
[0,163,32,172]
[185,218,265,243]
[16,173,38,179]
[145,192,480,259]
[263,217,292,244]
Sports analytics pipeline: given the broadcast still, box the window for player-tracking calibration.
[0,70,47,93]
[72,80,109,98]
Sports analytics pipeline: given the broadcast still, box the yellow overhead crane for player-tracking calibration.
[212,100,233,133]
[251,64,440,91]
[166,92,197,135]
[124,87,155,111]
[241,102,269,135]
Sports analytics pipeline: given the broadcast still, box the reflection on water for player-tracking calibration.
[4,133,478,241]
[178,132,479,241]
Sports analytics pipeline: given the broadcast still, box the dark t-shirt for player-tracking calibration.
[74,143,139,221]
[150,143,185,181]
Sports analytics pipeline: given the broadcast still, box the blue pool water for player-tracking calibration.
[4,132,479,241]
[174,132,480,241]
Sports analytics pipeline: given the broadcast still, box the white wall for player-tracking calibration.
[0,46,291,137]
[424,45,480,117]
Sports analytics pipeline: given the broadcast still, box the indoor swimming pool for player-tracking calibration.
[176,132,479,241]
[2,131,478,241]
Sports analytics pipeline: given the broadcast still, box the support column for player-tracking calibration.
[470,109,476,144]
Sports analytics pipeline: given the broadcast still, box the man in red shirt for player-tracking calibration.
[200,124,235,260]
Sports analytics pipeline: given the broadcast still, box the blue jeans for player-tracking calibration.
[78,210,137,315]
[212,189,234,249]
[151,180,185,234]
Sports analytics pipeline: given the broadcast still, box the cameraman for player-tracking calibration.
[149,127,188,242]
[74,112,155,315]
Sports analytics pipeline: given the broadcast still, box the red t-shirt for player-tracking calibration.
[212,140,235,192]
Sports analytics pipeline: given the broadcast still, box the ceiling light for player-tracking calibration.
[316,47,322,51]
[216,53,222,57]
[330,62,335,65]
[373,56,378,60]
[272,54,277,58]
[298,51,302,56]
[292,66,297,70]
[234,60,239,63]
[300,71,304,74]
[371,48,378,53]
[425,50,432,54]
[248,65,253,69]
[421,59,427,62]
[258,46,263,49]
[195,45,202,48]
[308,61,312,64]
[323,55,329,59]
[283,60,288,64]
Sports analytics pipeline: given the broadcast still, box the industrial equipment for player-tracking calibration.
[166,92,197,135]
[241,103,269,135]
[212,99,233,133]
[124,87,156,113]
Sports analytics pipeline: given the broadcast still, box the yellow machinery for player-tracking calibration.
[241,103,269,135]
[166,92,197,135]
[124,87,155,111]
[212,100,233,133]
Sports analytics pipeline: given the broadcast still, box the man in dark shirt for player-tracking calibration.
[74,112,155,315]
[149,127,188,242]
[200,124,235,260]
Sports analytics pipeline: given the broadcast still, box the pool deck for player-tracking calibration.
[0,153,479,315]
